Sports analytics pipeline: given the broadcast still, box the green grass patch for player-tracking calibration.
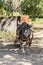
[30,18,43,24]
[0,30,16,39]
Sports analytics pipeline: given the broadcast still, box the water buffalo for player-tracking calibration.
[17,22,33,49]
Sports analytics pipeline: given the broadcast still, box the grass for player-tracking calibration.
[0,31,16,39]
[30,18,43,24]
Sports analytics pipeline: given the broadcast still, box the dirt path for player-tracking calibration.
[0,40,43,65]
[0,29,43,65]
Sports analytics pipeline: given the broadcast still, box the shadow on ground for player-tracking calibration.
[0,41,43,65]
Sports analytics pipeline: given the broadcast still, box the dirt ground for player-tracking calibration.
[0,30,43,65]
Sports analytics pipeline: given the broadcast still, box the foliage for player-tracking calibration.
[20,0,43,20]
[0,0,14,16]
[4,1,13,16]
[0,0,4,9]
[0,0,43,17]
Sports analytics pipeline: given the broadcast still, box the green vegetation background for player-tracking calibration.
[0,0,43,40]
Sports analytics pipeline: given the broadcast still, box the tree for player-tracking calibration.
[0,0,14,16]
[21,0,42,18]
[4,1,13,16]
[0,0,43,17]
[0,0,5,16]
